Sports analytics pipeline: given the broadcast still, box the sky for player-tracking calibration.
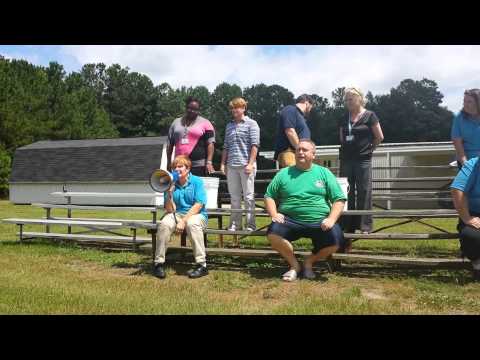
[1,45,479,112]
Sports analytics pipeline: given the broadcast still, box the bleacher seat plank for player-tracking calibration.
[331,253,469,267]
[32,203,157,211]
[20,231,151,243]
[344,233,458,240]
[2,218,124,227]
[49,217,157,229]
[139,245,468,267]
[204,229,458,240]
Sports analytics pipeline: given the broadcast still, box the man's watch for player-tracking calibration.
[206,160,213,164]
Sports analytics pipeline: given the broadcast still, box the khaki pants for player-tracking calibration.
[155,213,207,265]
[226,164,256,230]
[277,149,296,168]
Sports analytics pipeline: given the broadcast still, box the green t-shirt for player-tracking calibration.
[264,164,347,223]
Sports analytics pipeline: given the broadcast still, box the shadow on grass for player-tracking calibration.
[336,264,474,285]
[110,254,475,285]
[10,239,474,285]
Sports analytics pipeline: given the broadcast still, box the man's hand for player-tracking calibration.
[466,216,480,229]
[244,164,253,175]
[320,217,335,231]
[175,219,186,233]
[271,213,285,223]
[206,163,214,174]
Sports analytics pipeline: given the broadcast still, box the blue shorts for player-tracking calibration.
[267,216,345,254]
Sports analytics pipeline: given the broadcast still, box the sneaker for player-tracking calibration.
[153,263,166,279]
[246,226,256,232]
[188,264,209,279]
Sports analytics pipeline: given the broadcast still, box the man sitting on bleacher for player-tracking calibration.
[264,139,347,281]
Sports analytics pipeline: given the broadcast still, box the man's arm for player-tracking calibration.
[320,200,345,231]
[264,197,285,223]
[285,128,300,149]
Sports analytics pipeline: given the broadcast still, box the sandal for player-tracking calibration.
[281,269,298,282]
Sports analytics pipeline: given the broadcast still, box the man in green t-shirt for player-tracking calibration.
[264,139,347,282]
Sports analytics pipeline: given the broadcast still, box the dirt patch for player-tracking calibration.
[361,289,388,300]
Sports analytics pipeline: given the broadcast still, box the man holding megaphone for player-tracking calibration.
[152,155,209,279]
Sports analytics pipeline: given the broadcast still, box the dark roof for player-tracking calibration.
[19,136,168,149]
[10,137,168,183]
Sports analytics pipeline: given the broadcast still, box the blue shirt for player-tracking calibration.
[164,174,208,219]
[451,157,480,213]
[451,111,480,160]
[274,105,311,159]
[224,116,260,166]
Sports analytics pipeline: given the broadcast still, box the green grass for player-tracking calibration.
[1,200,480,314]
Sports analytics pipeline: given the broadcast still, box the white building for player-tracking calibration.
[9,137,169,206]
[260,142,458,209]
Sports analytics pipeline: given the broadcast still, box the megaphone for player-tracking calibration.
[149,169,180,193]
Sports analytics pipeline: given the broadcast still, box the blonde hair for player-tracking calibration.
[172,155,192,170]
[229,97,248,110]
[344,87,367,106]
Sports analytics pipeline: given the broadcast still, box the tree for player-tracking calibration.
[0,145,11,198]
[102,64,160,137]
[308,94,338,145]
[210,82,243,147]
[373,78,453,142]
[243,84,294,150]
[331,87,346,108]
[79,63,107,104]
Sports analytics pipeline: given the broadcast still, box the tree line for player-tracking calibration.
[0,55,455,197]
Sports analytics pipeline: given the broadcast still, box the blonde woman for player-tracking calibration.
[339,87,384,235]
[220,97,260,231]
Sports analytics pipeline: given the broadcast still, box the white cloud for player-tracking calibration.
[60,45,480,111]
[2,51,42,66]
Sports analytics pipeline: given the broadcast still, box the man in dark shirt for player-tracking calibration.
[274,94,314,168]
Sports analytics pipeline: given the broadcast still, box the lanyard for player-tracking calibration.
[348,110,365,135]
